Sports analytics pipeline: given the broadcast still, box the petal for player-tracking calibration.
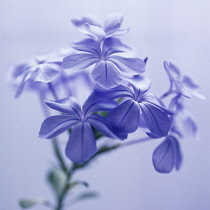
[91,61,122,89]
[65,122,97,164]
[94,85,135,100]
[71,15,102,28]
[152,136,175,173]
[111,28,129,36]
[39,115,79,139]
[72,39,101,56]
[171,136,182,170]
[108,99,140,133]
[62,53,99,70]
[87,114,117,138]
[104,14,123,36]
[163,60,180,81]
[45,97,81,116]
[34,63,60,83]
[109,56,145,75]
[82,92,118,117]
[140,103,171,138]
[102,38,131,57]
[89,25,106,41]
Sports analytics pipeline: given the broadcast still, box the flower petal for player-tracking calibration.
[109,56,145,75]
[65,122,97,164]
[102,38,130,57]
[87,114,118,139]
[108,99,140,133]
[152,136,175,173]
[45,97,81,116]
[34,64,60,83]
[62,53,99,70]
[104,14,123,36]
[82,92,118,117]
[172,136,182,170]
[39,115,79,139]
[91,61,122,89]
[72,39,101,56]
[94,85,135,100]
[140,103,171,138]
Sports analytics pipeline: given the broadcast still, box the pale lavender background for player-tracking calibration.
[1,0,210,209]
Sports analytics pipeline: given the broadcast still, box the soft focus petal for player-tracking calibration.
[104,14,123,36]
[72,39,101,56]
[182,76,199,89]
[65,122,97,164]
[172,136,182,170]
[164,60,180,81]
[45,97,81,116]
[108,99,140,133]
[62,53,99,70]
[39,115,79,139]
[140,103,171,138]
[34,64,60,83]
[82,92,118,117]
[94,85,135,100]
[91,61,122,89]
[112,28,129,36]
[87,114,118,138]
[109,56,145,75]
[152,136,175,173]
[89,25,106,41]
[71,15,102,28]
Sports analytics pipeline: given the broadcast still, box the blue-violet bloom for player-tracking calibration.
[164,60,206,100]
[95,83,173,138]
[39,93,121,164]
[63,38,145,89]
[71,14,129,42]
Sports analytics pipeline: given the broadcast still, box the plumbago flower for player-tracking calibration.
[94,81,173,138]
[163,60,206,100]
[71,14,129,42]
[11,52,62,98]
[39,92,122,164]
[63,37,145,89]
[151,60,206,173]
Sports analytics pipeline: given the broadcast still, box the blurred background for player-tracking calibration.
[1,0,210,209]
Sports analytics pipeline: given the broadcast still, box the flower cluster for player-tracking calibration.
[10,14,205,174]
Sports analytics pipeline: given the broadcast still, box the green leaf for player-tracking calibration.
[69,180,89,190]
[48,168,67,197]
[70,191,99,205]
[19,198,50,208]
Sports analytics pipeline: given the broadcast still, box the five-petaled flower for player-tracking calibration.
[62,38,145,89]
[71,14,129,42]
[95,82,173,138]
[39,93,122,164]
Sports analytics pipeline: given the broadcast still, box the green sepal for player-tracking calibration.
[19,198,51,208]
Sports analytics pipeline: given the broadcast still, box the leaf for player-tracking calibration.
[19,198,50,208]
[69,180,89,190]
[47,168,67,197]
[70,191,99,205]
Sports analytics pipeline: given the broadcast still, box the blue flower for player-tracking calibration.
[164,60,206,99]
[95,82,173,138]
[152,135,182,173]
[62,38,145,89]
[39,93,121,164]
[71,14,129,42]
[11,52,62,98]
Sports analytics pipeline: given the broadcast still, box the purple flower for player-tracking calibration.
[71,14,129,42]
[11,52,62,98]
[164,60,206,99]
[63,38,145,89]
[152,135,182,173]
[95,83,173,138]
[39,93,121,164]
